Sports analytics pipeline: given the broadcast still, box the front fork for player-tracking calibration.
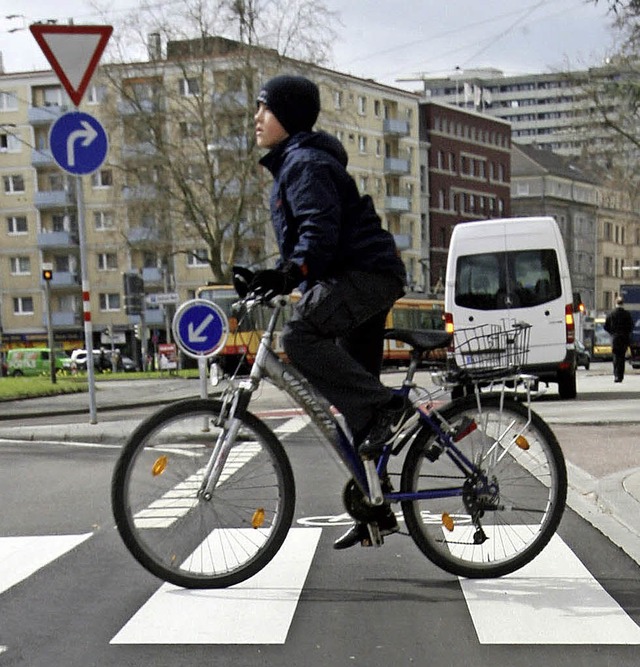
[197,387,252,500]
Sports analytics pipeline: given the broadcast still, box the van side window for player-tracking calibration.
[455,249,561,310]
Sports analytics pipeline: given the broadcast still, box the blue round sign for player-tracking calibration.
[49,111,109,175]
[172,299,229,359]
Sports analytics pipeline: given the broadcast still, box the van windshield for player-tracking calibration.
[455,249,561,310]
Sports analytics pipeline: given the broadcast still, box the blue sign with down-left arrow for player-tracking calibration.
[172,299,229,359]
[49,111,108,176]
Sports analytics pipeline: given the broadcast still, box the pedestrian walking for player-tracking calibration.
[604,296,634,382]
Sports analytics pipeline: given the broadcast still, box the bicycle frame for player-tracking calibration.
[200,295,535,512]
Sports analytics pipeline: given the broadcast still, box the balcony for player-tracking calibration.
[393,233,412,251]
[37,231,78,248]
[34,190,75,209]
[127,226,160,244]
[122,185,157,202]
[142,267,163,283]
[47,271,80,288]
[32,148,56,167]
[384,157,410,175]
[51,311,80,327]
[117,99,162,115]
[121,142,157,160]
[383,118,410,136]
[28,105,68,125]
[385,196,411,212]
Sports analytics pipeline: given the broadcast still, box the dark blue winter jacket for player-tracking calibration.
[259,131,407,289]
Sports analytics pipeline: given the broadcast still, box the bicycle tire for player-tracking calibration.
[401,394,566,578]
[112,398,295,589]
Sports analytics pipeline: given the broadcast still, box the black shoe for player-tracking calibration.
[333,510,399,550]
[358,395,413,457]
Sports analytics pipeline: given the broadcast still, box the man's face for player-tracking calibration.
[255,102,289,149]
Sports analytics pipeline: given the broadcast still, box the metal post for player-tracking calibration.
[45,280,56,384]
[76,174,97,423]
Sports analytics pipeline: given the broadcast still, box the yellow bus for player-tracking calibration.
[196,284,444,371]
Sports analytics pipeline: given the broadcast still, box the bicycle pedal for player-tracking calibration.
[364,522,384,547]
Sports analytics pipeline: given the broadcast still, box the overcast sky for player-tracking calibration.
[1,0,619,90]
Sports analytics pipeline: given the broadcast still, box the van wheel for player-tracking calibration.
[558,369,577,399]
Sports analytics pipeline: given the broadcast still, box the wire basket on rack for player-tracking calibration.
[450,322,531,377]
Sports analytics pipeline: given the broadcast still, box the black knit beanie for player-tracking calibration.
[256,75,320,135]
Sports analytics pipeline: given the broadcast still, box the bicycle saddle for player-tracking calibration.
[384,328,452,353]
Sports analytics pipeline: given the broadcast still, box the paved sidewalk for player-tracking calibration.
[1,371,639,565]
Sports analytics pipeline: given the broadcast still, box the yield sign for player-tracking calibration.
[29,24,113,107]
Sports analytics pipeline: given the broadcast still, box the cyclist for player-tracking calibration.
[251,74,409,549]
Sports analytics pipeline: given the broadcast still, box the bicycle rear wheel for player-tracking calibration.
[112,399,295,588]
[401,394,566,578]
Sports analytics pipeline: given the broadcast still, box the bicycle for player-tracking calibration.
[111,291,567,589]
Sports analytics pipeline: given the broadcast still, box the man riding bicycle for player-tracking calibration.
[250,74,409,549]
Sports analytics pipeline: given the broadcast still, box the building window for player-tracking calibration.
[7,216,27,234]
[3,174,25,193]
[374,100,381,117]
[376,139,382,157]
[13,296,34,315]
[179,77,200,96]
[0,131,21,152]
[87,85,106,104]
[0,91,18,111]
[334,91,343,109]
[357,95,366,115]
[359,176,368,193]
[10,256,31,275]
[91,169,113,188]
[358,135,367,153]
[438,189,445,209]
[94,211,115,230]
[97,253,118,271]
[188,249,209,267]
[99,293,121,311]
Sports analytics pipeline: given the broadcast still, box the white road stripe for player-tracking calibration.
[461,532,640,644]
[274,415,310,435]
[110,527,322,645]
[0,534,92,595]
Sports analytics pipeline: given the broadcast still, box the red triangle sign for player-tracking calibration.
[30,24,113,107]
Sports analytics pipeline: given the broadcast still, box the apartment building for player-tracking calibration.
[419,101,512,290]
[419,66,611,157]
[0,37,421,358]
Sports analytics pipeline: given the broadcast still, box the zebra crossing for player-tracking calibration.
[1,526,640,646]
[1,413,640,650]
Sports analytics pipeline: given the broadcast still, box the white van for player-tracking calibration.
[444,216,577,398]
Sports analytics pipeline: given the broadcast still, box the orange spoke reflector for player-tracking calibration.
[515,435,530,450]
[442,513,455,532]
[252,507,266,529]
[152,455,168,476]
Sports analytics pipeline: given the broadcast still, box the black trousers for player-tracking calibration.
[282,271,404,437]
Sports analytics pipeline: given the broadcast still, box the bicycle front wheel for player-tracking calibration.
[401,395,566,578]
[112,399,295,588]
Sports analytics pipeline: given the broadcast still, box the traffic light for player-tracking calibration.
[123,271,144,316]
[134,323,140,340]
[42,268,53,281]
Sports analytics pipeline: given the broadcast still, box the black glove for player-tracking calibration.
[250,262,303,299]
[232,266,255,298]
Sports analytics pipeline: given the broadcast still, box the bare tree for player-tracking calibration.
[93,0,337,283]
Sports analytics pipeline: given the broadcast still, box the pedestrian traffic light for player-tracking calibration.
[134,324,140,340]
[42,268,53,281]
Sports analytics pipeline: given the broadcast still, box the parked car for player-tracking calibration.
[575,340,591,370]
[63,349,113,373]
[118,355,138,372]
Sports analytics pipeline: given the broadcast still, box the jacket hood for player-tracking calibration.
[289,131,349,167]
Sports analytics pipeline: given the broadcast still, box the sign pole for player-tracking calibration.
[76,175,97,423]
